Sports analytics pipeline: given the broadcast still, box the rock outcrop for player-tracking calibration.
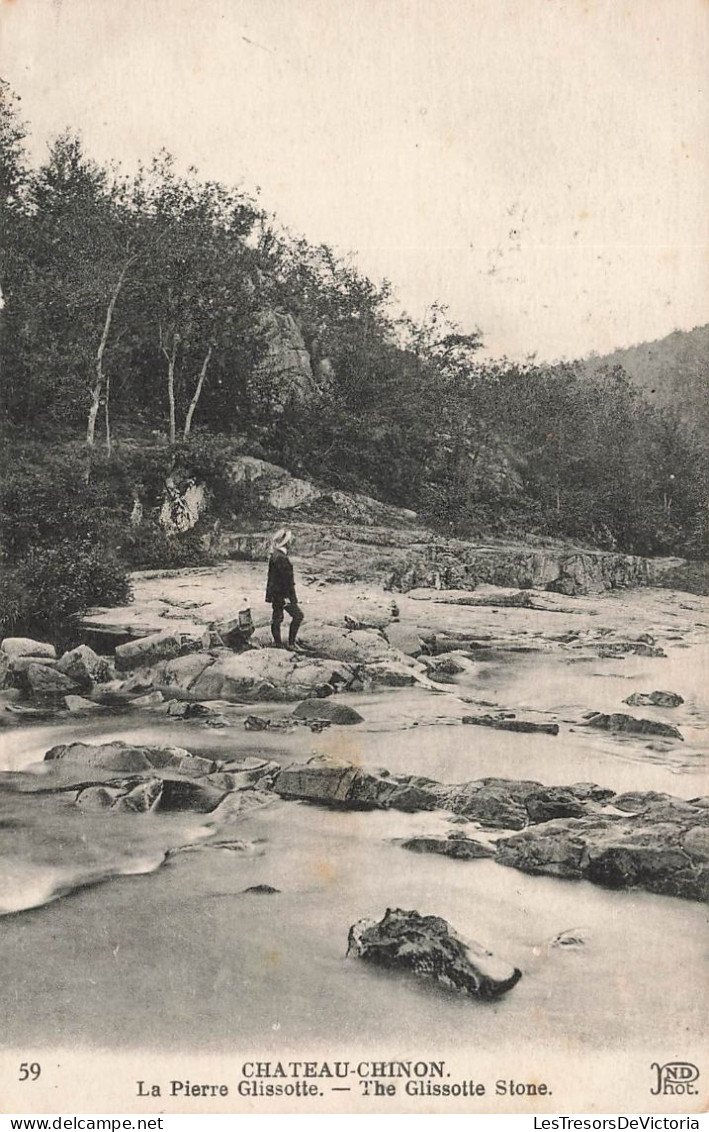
[386,543,681,596]
[495,797,709,902]
[347,908,522,998]
[252,308,318,407]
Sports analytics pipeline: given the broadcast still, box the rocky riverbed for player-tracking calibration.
[0,557,707,1053]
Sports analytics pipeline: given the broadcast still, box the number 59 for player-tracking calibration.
[19,1063,41,1081]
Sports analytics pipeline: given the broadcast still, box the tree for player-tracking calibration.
[134,154,262,443]
[3,132,140,446]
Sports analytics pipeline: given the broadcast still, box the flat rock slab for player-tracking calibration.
[190,650,355,703]
[45,741,217,776]
[347,907,522,998]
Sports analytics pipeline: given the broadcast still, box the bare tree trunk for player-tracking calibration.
[183,345,213,438]
[104,367,112,456]
[86,254,136,449]
[161,334,179,445]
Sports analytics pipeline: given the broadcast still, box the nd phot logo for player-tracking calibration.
[650,1062,700,1096]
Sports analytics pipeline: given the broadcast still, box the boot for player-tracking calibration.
[271,624,284,648]
[288,622,303,651]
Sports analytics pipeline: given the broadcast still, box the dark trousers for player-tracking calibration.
[271,600,304,646]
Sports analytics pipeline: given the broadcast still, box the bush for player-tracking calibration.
[0,541,131,642]
[0,449,132,644]
[120,523,211,570]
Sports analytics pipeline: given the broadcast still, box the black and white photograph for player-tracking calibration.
[0,0,707,1116]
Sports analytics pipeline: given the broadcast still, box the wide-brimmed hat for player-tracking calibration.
[270,527,293,551]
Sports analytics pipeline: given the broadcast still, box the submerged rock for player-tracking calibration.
[347,908,522,998]
[397,835,495,860]
[624,690,684,708]
[462,714,560,736]
[586,712,683,740]
[243,714,271,730]
[292,699,364,725]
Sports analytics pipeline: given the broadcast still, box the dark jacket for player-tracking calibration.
[266,549,298,604]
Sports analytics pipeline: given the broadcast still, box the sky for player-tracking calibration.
[1,0,707,361]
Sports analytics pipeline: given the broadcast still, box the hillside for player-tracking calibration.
[579,325,709,438]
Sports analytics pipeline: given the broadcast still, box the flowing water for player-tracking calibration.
[0,605,707,1056]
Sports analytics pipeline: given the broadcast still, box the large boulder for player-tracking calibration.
[298,624,393,664]
[114,631,198,672]
[273,757,366,806]
[444,778,544,830]
[24,663,79,700]
[57,645,113,688]
[189,650,355,703]
[347,908,522,998]
[1,638,56,661]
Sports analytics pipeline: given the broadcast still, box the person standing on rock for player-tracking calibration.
[266,528,305,650]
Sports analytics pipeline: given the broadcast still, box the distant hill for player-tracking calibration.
[579,325,709,438]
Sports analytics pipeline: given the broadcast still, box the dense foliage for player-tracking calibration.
[0,80,707,636]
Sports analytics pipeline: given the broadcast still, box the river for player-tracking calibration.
[1,613,706,1058]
